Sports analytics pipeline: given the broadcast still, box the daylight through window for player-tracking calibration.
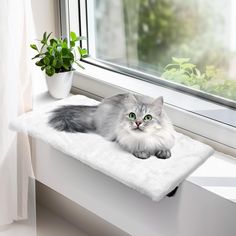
[86,0,236,105]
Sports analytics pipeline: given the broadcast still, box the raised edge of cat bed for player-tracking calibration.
[10,95,214,202]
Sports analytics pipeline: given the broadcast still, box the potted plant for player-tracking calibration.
[30,32,87,99]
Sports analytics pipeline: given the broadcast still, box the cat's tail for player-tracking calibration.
[48,105,98,133]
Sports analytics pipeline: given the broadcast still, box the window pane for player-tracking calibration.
[88,0,236,103]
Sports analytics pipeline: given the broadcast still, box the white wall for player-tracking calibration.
[31,0,60,38]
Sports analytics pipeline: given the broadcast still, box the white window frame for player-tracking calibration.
[60,0,236,157]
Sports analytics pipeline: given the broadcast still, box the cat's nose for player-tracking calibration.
[135,121,142,127]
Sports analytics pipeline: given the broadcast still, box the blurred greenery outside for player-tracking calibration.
[95,0,236,101]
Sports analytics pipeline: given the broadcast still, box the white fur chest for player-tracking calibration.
[115,122,175,154]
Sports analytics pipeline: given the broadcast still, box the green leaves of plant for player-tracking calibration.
[35,59,44,67]
[172,57,190,64]
[162,57,236,101]
[50,39,57,46]
[43,57,50,65]
[70,31,86,42]
[163,57,208,87]
[30,31,87,77]
[45,66,55,77]
[70,31,77,42]
[30,44,38,51]
[41,32,52,44]
[78,47,88,58]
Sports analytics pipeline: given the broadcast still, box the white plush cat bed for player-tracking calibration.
[10,95,214,201]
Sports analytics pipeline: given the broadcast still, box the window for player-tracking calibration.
[83,0,236,108]
[60,0,236,154]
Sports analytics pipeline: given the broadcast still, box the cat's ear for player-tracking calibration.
[152,96,163,113]
[153,96,163,106]
[126,93,137,103]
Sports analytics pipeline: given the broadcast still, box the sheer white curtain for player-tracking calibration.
[0,0,36,235]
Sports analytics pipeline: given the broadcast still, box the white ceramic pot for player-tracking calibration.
[46,71,73,99]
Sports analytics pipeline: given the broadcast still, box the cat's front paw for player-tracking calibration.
[133,151,151,159]
[155,150,171,159]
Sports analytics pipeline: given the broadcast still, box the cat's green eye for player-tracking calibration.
[144,114,152,121]
[128,112,136,120]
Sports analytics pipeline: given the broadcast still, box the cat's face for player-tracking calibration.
[123,95,163,132]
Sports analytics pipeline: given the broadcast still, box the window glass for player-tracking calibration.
[88,0,236,103]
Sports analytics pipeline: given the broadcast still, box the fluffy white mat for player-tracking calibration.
[10,95,214,201]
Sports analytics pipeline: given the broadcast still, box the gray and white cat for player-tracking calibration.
[48,93,175,159]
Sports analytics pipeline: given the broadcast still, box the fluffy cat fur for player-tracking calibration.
[48,93,175,159]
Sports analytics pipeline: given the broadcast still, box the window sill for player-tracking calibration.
[188,151,236,204]
[72,62,236,156]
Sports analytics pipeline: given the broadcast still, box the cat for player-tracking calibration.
[48,93,175,159]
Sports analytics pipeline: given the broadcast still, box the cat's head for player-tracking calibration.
[123,94,163,132]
